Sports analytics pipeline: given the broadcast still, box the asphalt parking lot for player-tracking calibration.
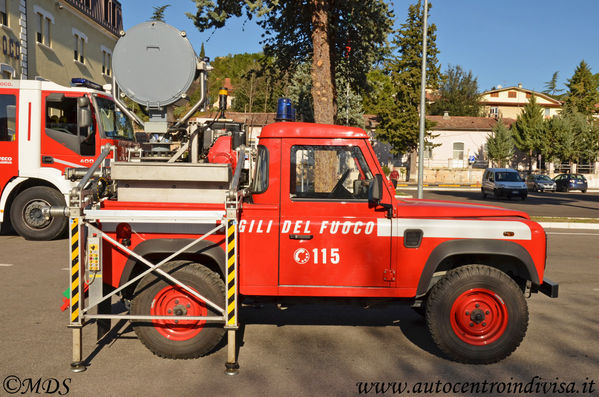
[0,228,597,396]
[419,190,599,219]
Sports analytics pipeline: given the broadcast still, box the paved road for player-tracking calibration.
[417,190,599,218]
[0,232,597,396]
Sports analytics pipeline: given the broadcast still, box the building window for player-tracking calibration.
[423,146,432,160]
[490,92,499,98]
[0,0,7,26]
[453,142,464,160]
[101,46,112,76]
[34,6,54,47]
[1,64,14,79]
[72,29,87,64]
[544,108,551,118]
[526,93,531,99]
[508,91,517,98]
[489,106,499,118]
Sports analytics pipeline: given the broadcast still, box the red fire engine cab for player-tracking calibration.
[0,78,136,240]
[63,121,558,373]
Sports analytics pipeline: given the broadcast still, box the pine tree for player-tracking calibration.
[565,60,598,116]
[429,65,481,117]
[513,94,544,171]
[188,0,393,124]
[545,105,599,165]
[375,0,441,155]
[151,5,170,22]
[543,71,563,97]
[486,119,514,167]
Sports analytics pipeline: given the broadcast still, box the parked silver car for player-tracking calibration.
[526,174,557,192]
[482,168,527,200]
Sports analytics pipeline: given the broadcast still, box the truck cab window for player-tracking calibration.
[95,96,134,140]
[290,145,373,200]
[45,96,94,155]
[250,145,269,194]
[0,94,16,141]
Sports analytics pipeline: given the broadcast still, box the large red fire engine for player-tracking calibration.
[62,121,558,374]
[0,79,136,240]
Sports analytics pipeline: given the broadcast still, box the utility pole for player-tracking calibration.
[417,0,429,199]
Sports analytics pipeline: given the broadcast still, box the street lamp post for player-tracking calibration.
[417,0,429,199]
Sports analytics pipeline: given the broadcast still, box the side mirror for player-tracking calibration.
[368,174,383,205]
[77,96,91,129]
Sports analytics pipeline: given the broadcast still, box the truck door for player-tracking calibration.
[40,92,96,172]
[278,140,391,288]
[0,91,18,197]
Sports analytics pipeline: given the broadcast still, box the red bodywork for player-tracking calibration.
[101,122,547,300]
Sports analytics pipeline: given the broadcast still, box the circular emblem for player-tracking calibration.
[293,248,310,265]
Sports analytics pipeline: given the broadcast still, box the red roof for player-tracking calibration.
[427,115,516,130]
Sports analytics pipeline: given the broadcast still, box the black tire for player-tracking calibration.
[493,189,500,199]
[10,186,67,240]
[481,188,486,199]
[426,265,528,364]
[131,261,225,359]
[582,189,587,193]
[521,194,527,201]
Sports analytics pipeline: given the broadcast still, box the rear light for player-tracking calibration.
[116,223,132,246]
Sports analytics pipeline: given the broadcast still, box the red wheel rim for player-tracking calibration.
[150,285,207,341]
[450,288,508,346]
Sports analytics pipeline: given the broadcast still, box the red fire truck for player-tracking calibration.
[63,121,558,374]
[0,79,136,240]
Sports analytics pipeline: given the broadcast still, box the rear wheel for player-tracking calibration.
[426,265,528,364]
[131,261,225,359]
[10,186,67,240]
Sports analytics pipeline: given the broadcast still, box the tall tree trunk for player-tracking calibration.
[311,0,335,124]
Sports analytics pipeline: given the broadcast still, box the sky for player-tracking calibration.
[121,1,599,93]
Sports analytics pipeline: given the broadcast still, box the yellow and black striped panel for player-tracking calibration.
[70,218,80,323]
[226,220,237,328]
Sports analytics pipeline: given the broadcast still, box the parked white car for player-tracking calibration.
[482,168,528,200]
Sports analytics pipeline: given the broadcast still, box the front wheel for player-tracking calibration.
[131,261,225,359]
[10,186,67,240]
[426,265,528,364]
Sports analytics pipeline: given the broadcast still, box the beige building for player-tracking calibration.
[0,0,122,85]
[480,85,562,120]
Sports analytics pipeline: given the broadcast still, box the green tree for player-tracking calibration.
[429,65,481,117]
[513,94,545,171]
[543,71,564,97]
[486,119,514,167]
[151,5,170,22]
[545,105,599,165]
[289,61,365,127]
[565,60,598,116]
[187,0,393,124]
[374,0,441,155]
[362,68,394,115]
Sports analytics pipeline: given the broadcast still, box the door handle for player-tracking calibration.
[289,234,313,240]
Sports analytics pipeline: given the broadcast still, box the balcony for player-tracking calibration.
[64,0,123,37]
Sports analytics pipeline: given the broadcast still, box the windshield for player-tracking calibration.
[496,171,522,182]
[95,96,135,140]
[536,175,552,182]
